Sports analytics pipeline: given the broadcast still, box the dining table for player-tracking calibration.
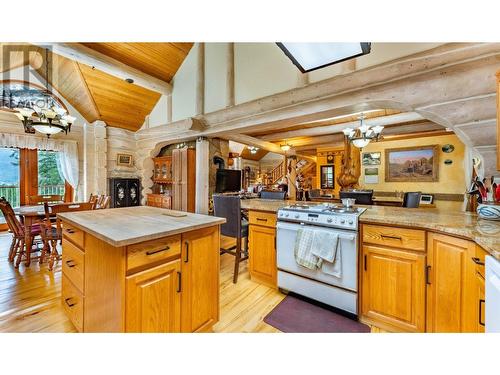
[13,204,55,266]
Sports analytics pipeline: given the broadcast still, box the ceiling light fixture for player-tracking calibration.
[7,49,75,138]
[277,43,371,73]
[342,113,384,149]
[280,142,292,152]
[248,146,259,154]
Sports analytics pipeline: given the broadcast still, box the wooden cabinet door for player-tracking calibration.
[426,233,476,332]
[474,272,486,333]
[126,260,181,333]
[248,225,277,288]
[361,245,426,332]
[181,226,220,332]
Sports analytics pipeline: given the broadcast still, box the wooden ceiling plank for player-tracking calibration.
[33,42,172,95]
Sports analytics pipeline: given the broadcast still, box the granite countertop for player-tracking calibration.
[360,205,500,259]
[58,206,226,247]
[240,198,294,213]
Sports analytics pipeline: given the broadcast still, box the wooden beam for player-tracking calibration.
[260,112,425,141]
[33,43,172,95]
[222,134,283,154]
[378,129,452,142]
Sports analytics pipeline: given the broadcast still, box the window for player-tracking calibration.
[320,165,335,189]
[0,147,20,208]
[37,150,65,196]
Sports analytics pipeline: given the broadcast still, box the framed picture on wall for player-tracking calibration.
[362,152,381,165]
[385,145,439,182]
[116,153,133,167]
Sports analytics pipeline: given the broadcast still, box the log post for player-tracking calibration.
[195,136,209,214]
[195,43,205,116]
[226,42,235,107]
[286,156,297,200]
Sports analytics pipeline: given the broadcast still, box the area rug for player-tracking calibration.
[264,294,370,333]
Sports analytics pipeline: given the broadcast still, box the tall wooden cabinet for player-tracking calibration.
[153,156,173,183]
[248,211,277,288]
[172,148,196,212]
[426,233,476,333]
[361,226,426,333]
[181,226,220,332]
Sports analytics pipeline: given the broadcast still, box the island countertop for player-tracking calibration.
[360,205,500,259]
[58,206,226,247]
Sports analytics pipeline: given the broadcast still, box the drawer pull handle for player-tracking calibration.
[425,265,432,285]
[479,299,485,326]
[256,218,268,222]
[184,241,189,263]
[146,246,170,256]
[177,271,182,293]
[65,297,76,307]
[65,228,76,234]
[380,234,402,241]
[472,257,485,266]
[65,260,76,268]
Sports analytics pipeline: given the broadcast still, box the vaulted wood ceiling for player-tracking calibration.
[0,42,193,131]
[81,43,193,82]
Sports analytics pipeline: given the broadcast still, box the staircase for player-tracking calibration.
[264,158,316,186]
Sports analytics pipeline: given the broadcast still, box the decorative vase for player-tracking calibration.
[477,203,500,221]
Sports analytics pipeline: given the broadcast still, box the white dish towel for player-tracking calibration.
[294,227,319,270]
[311,230,342,278]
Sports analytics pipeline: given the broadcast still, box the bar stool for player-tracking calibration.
[213,195,249,283]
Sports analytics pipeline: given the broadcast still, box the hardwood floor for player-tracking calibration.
[0,232,284,333]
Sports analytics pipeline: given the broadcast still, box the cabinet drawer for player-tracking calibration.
[249,211,277,228]
[62,239,85,293]
[62,275,84,332]
[127,235,181,272]
[61,222,84,249]
[362,224,425,252]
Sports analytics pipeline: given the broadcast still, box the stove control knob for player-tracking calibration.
[327,218,333,223]
[348,220,354,225]
[285,213,289,218]
[294,214,300,219]
[279,212,283,217]
[340,219,346,224]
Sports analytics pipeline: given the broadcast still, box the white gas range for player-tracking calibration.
[276,203,366,315]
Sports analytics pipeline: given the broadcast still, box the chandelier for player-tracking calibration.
[11,49,75,137]
[247,146,259,154]
[342,113,384,148]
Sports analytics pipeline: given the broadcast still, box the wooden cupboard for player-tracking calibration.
[153,156,173,183]
[61,221,220,333]
[146,193,172,209]
[125,260,181,333]
[172,148,196,212]
[248,210,277,288]
[181,226,220,332]
[361,244,426,332]
[426,232,476,333]
[361,223,488,333]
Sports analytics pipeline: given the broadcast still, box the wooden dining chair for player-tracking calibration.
[40,202,94,270]
[28,194,64,205]
[0,197,44,267]
[97,195,111,209]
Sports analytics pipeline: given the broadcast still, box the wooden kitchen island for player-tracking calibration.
[57,206,225,333]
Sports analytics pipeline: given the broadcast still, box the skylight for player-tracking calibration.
[277,42,371,73]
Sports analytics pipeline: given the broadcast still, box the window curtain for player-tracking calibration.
[0,132,79,190]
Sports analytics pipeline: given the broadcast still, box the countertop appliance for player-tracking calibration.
[486,255,500,332]
[276,203,366,315]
